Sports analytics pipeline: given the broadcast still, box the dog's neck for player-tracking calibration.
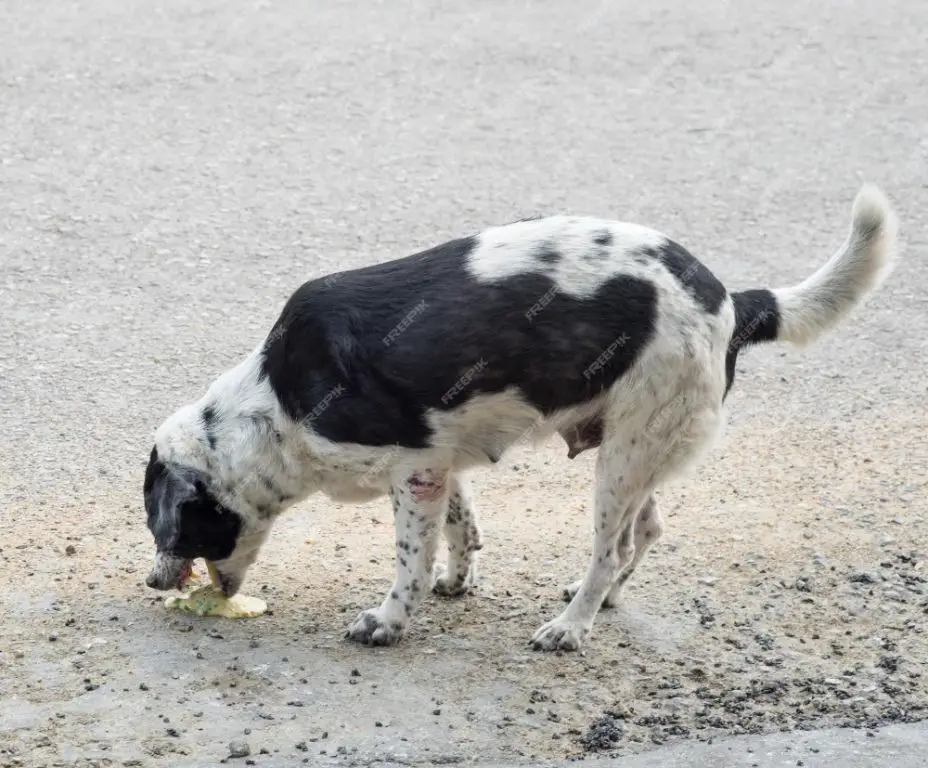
[155,350,322,520]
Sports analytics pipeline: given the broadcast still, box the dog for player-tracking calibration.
[144,185,897,651]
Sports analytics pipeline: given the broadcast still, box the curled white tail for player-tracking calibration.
[772,184,898,346]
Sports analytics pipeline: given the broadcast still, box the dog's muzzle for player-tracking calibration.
[145,552,193,591]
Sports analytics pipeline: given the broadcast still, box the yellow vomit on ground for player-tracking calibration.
[164,561,267,618]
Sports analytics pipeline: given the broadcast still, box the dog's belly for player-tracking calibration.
[325,485,387,503]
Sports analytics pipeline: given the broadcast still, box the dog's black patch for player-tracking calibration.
[725,289,781,396]
[639,240,726,315]
[592,230,612,247]
[535,242,561,265]
[261,236,658,448]
[143,447,241,561]
[201,406,218,449]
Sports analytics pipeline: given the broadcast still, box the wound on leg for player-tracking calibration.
[407,471,446,502]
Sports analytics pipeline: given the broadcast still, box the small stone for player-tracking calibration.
[139,683,149,691]
[65,545,77,556]
[850,571,878,585]
[698,576,717,586]
[229,740,250,758]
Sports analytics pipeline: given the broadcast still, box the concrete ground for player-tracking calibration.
[1,0,926,767]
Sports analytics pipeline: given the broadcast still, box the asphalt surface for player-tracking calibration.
[2,0,927,766]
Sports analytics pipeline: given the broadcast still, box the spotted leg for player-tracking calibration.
[562,494,663,608]
[346,468,449,647]
[434,475,483,597]
[532,440,653,652]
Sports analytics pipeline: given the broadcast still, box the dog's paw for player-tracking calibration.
[432,563,474,598]
[530,617,590,652]
[562,580,619,609]
[345,608,406,647]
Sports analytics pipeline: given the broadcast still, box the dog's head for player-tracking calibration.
[143,446,248,594]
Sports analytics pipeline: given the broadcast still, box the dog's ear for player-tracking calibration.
[144,447,199,552]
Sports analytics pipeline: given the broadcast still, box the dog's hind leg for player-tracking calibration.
[562,494,663,608]
[434,475,483,597]
[533,387,722,651]
[532,436,655,652]
[604,494,664,604]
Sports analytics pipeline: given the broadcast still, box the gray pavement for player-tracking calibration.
[1,0,927,766]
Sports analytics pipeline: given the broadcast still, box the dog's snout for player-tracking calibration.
[146,552,192,591]
[145,569,172,590]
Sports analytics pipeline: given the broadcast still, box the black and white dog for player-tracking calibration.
[144,185,897,651]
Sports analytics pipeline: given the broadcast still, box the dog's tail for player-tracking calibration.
[730,184,897,351]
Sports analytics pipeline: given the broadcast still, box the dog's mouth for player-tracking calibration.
[176,560,194,590]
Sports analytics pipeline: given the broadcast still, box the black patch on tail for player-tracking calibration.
[725,290,781,396]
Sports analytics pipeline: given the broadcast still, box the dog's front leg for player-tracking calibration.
[345,468,449,647]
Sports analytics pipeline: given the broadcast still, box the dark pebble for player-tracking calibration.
[581,716,624,751]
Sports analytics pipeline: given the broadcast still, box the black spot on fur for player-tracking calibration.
[535,243,561,265]
[638,240,726,315]
[593,230,612,246]
[261,236,657,448]
[201,406,218,450]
